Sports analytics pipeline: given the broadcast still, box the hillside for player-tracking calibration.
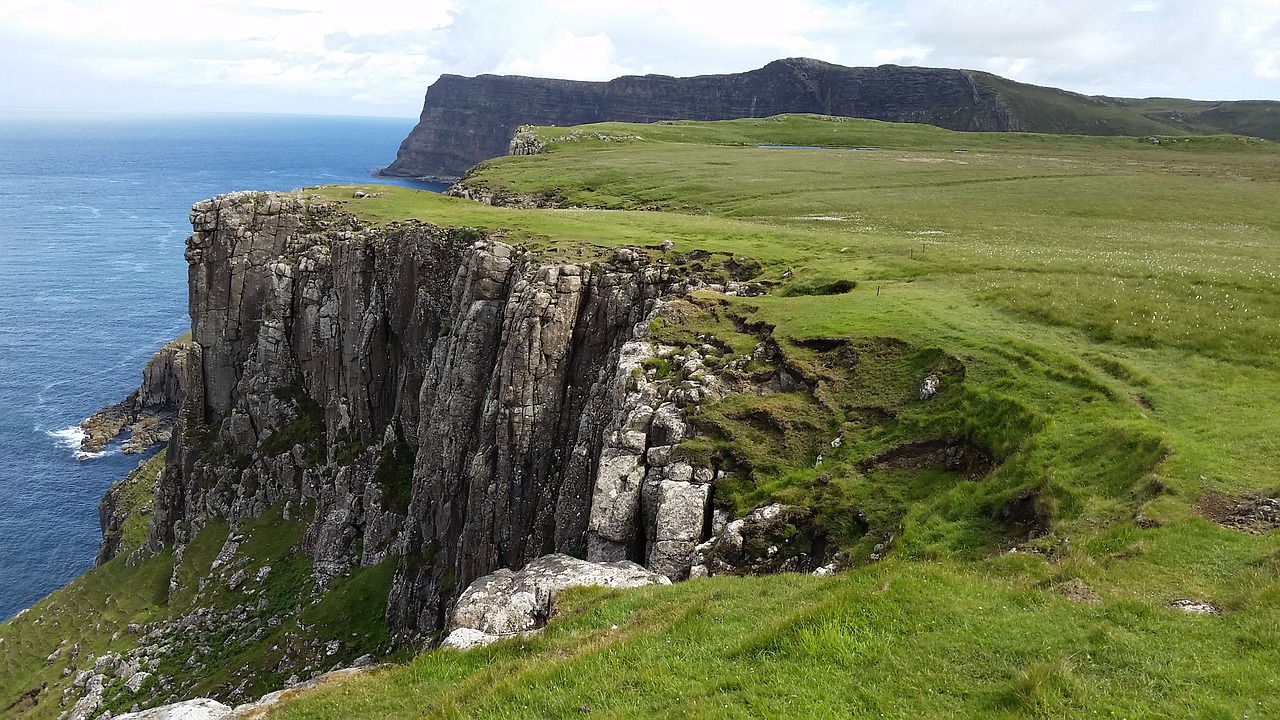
[1108,96,1280,139]
[380,58,1280,180]
[2,116,1279,719]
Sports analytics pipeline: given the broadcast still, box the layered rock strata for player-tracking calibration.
[145,191,724,640]
[384,56,1280,182]
[381,58,1023,180]
[79,338,200,456]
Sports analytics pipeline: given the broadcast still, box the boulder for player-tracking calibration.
[646,481,711,579]
[648,403,687,446]
[449,554,669,639]
[440,628,502,650]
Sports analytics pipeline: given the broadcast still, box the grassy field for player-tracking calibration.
[4,114,1277,719]
[296,116,1280,718]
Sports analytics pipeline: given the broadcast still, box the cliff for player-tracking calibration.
[4,185,841,715]
[380,57,1280,181]
[147,191,742,639]
[7,107,1279,720]
[380,58,1023,179]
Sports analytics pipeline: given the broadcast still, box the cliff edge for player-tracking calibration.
[149,191,744,640]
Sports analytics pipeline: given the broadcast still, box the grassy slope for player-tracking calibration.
[0,455,173,717]
[0,457,397,718]
[263,116,1280,718]
[1108,97,1280,141]
[964,72,1280,141]
[972,73,1187,137]
[260,565,1280,719]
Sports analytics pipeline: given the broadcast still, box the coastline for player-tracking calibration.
[0,113,428,620]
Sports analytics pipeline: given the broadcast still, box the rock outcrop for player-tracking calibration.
[380,58,1025,180]
[79,338,200,456]
[442,554,668,649]
[112,666,375,720]
[115,698,232,720]
[690,503,829,578]
[143,191,729,643]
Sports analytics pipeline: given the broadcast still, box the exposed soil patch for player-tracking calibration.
[861,438,994,478]
[1055,578,1101,605]
[722,255,764,281]
[1,685,43,714]
[738,408,789,435]
[1195,490,1280,534]
[995,489,1053,540]
[794,337,847,353]
[779,278,857,297]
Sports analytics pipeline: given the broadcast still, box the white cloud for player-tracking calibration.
[1259,51,1280,79]
[0,0,1277,115]
[872,46,932,65]
[900,0,1280,98]
[493,29,629,80]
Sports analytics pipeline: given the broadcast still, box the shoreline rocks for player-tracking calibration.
[79,338,200,457]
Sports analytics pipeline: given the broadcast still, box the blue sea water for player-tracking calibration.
[0,112,442,620]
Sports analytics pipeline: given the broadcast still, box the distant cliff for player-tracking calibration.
[380,59,1023,180]
[380,57,1280,180]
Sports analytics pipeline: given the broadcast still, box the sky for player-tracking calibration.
[2,0,1278,117]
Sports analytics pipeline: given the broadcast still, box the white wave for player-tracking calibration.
[43,424,120,460]
[46,425,86,449]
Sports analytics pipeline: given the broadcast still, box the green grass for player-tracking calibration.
[1111,96,1280,141]
[271,114,1280,717]
[264,562,1280,719]
[0,550,174,718]
[108,452,167,557]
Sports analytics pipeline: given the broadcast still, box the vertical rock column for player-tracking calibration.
[585,345,716,580]
[387,248,676,634]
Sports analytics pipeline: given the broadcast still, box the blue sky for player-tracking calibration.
[2,0,1277,117]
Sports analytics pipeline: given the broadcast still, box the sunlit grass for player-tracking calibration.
[255,116,1280,717]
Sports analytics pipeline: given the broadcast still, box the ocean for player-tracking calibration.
[0,112,443,620]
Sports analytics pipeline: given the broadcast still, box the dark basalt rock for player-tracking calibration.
[383,57,1280,183]
[380,58,1023,180]
[79,338,199,456]
[143,191,719,642]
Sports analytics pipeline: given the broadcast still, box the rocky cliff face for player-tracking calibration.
[381,58,1020,180]
[80,338,200,457]
[145,191,731,639]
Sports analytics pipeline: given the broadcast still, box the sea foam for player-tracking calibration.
[45,424,86,449]
[43,425,118,460]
